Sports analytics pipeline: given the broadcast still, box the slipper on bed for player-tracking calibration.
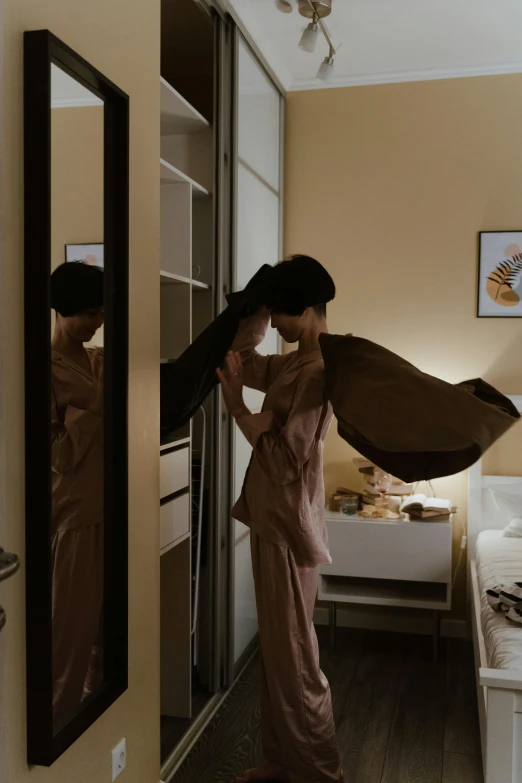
[500,583,522,608]
[486,583,522,613]
[506,604,522,625]
[486,585,510,611]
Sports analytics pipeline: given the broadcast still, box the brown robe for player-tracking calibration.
[51,347,104,721]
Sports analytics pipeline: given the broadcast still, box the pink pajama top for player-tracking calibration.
[51,347,104,535]
[231,316,333,567]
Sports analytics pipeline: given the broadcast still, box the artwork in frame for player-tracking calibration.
[65,242,104,268]
[478,231,522,318]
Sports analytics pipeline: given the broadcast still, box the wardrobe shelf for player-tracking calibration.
[160,76,210,136]
[160,158,210,197]
[160,270,211,290]
[160,530,191,557]
[160,436,191,453]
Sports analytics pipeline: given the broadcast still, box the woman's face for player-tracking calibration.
[270,311,306,343]
[63,307,104,343]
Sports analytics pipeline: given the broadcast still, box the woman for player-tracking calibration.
[217,256,343,783]
[50,261,105,723]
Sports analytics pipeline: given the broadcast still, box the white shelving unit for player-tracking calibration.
[160,271,210,290]
[160,158,209,197]
[159,66,214,729]
[160,76,210,135]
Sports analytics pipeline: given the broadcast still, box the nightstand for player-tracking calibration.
[319,512,453,658]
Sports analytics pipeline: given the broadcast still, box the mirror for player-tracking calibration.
[24,31,129,765]
[50,63,105,733]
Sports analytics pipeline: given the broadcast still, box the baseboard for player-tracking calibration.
[314,606,468,639]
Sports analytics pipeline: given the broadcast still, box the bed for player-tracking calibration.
[468,394,522,783]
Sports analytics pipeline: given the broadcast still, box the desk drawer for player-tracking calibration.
[160,492,190,551]
[160,447,189,500]
[322,516,452,584]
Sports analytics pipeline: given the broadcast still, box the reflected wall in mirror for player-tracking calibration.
[24,31,129,766]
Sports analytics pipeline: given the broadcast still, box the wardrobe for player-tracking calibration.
[158,0,283,773]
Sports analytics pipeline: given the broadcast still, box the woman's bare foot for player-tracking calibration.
[236,763,289,783]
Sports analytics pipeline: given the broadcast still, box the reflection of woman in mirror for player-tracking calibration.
[50,261,104,723]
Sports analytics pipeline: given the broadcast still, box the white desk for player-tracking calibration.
[319,512,453,657]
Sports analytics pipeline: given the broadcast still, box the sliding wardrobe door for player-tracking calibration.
[232,35,283,667]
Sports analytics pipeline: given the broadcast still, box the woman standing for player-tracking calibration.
[50,261,105,723]
[217,256,343,783]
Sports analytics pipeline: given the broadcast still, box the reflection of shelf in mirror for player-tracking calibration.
[160,529,191,557]
[160,270,211,291]
[160,77,210,136]
[160,159,209,198]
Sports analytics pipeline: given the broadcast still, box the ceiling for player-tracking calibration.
[222,0,522,92]
[51,64,103,108]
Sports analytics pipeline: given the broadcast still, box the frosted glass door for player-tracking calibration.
[233,37,282,664]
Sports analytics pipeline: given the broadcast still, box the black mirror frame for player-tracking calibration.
[24,30,129,766]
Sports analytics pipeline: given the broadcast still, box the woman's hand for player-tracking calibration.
[88,361,104,416]
[216,351,249,421]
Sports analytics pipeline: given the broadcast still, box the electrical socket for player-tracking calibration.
[112,738,126,781]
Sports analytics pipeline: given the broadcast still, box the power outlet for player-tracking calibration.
[112,738,126,781]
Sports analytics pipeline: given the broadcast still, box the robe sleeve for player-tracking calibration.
[236,369,327,486]
[231,312,286,393]
[51,388,102,474]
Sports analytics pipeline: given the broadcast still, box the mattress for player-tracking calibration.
[476,529,522,670]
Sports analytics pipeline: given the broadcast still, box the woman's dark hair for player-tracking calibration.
[51,262,103,317]
[264,255,335,317]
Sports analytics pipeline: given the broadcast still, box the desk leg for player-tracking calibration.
[329,601,337,648]
[432,610,440,661]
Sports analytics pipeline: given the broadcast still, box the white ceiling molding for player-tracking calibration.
[51,64,103,109]
[291,61,522,92]
[51,96,103,108]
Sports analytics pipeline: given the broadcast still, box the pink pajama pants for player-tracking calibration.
[52,523,104,722]
[251,532,342,783]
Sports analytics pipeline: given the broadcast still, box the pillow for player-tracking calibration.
[489,485,522,538]
[504,518,522,538]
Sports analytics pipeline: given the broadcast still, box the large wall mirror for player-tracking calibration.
[24,31,129,765]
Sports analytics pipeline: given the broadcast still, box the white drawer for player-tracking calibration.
[160,492,190,551]
[160,447,189,500]
[321,515,452,584]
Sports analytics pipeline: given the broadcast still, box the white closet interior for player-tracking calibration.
[159,0,215,763]
[157,1,284,767]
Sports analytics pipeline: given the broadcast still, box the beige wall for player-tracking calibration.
[285,76,522,617]
[51,106,104,272]
[0,1,160,782]
[51,105,104,346]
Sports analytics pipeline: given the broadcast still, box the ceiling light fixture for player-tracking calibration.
[297,0,332,19]
[274,0,293,12]
[299,17,319,53]
[276,0,339,83]
[317,53,335,82]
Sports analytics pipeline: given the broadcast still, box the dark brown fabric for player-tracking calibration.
[160,265,272,438]
[319,333,520,483]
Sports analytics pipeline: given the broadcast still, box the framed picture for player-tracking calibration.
[478,231,522,318]
[65,242,104,268]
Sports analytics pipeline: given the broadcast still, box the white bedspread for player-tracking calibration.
[476,529,522,670]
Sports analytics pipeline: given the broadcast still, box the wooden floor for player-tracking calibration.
[174,628,483,783]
